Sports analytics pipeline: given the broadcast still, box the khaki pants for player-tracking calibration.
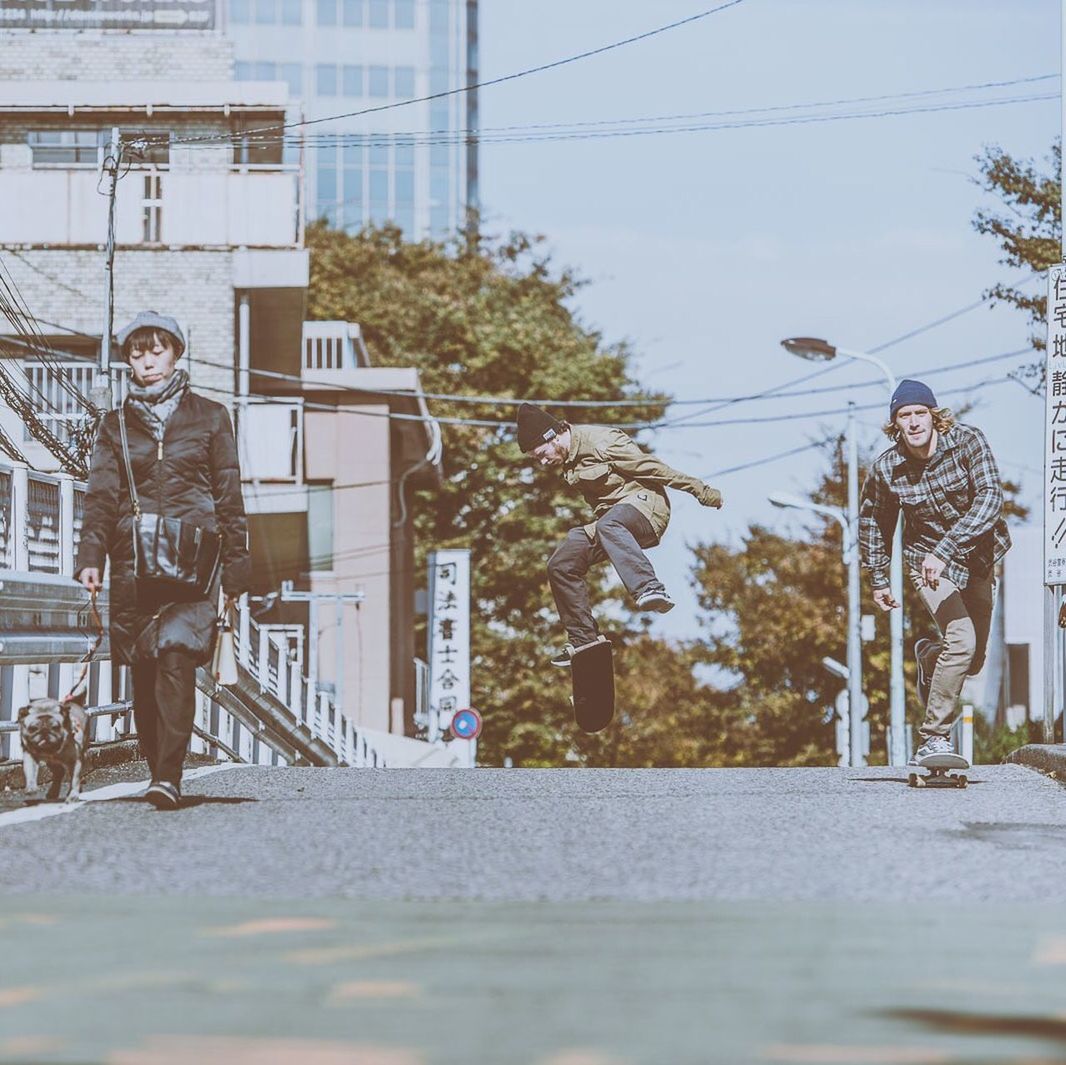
[912,573,994,740]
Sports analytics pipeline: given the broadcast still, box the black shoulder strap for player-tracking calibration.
[116,405,141,519]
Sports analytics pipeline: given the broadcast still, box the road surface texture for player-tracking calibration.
[2,764,1066,1064]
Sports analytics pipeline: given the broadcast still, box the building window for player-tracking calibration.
[342,0,362,24]
[316,0,336,25]
[395,138,414,237]
[343,143,363,230]
[394,66,415,99]
[229,0,251,21]
[281,0,301,23]
[142,174,163,243]
[316,64,338,96]
[394,0,414,28]
[342,64,363,97]
[316,145,340,224]
[368,65,389,98]
[27,130,99,166]
[368,0,387,27]
[368,142,388,224]
[235,61,254,80]
[280,63,303,97]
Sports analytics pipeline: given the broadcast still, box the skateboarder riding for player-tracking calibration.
[859,379,1011,763]
[517,403,723,667]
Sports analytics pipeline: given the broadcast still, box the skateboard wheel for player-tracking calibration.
[956,775,968,788]
[907,773,918,788]
[914,774,926,788]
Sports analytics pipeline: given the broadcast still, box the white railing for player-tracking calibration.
[302,322,370,371]
[0,460,459,770]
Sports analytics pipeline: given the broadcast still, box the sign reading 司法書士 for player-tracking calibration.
[0,0,215,30]
[1046,264,1066,586]
[427,549,470,741]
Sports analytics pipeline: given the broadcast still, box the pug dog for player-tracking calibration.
[18,694,90,803]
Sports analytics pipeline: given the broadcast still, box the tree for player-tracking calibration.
[307,222,724,766]
[973,140,1060,385]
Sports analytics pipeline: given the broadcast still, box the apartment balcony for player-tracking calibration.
[0,165,301,248]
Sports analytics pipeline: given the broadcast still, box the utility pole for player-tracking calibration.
[465,0,479,244]
[846,402,865,767]
[96,127,122,411]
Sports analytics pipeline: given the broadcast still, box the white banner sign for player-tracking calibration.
[427,549,471,737]
[1047,265,1066,586]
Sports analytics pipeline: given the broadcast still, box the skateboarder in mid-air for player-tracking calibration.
[859,380,1011,764]
[517,403,724,667]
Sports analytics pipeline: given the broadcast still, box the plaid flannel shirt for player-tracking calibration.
[859,423,1011,590]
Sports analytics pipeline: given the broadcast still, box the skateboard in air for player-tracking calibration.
[571,639,614,733]
[907,752,970,789]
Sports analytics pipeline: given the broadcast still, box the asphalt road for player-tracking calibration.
[2,764,1066,1065]
[1,764,1065,900]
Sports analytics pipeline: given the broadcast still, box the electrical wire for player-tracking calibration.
[148,0,750,152]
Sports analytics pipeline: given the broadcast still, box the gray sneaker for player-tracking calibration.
[549,635,607,668]
[145,781,181,810]
[910,735,954,764]
[636,588,675,613]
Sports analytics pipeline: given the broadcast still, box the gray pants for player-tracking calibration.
[913,573,994,740]
[547,503,662,646]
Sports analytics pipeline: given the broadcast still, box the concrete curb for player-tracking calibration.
[1005,744,1066,779]
[0,739,143,791]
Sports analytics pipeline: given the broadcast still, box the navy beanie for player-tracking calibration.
[517,403,566,453]
[890,379,937,420]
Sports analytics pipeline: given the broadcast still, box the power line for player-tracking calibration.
[155,0,749,152]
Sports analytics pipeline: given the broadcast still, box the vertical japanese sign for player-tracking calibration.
[427,549,471,739]
[1047,265,1066,585]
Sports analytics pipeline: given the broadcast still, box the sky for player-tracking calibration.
[478,0,1059,641]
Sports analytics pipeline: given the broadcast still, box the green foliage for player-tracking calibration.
[973,716,1035,765]
[307,222,724,766]
[973,140,1061,385]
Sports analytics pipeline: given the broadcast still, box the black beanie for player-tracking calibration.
[517,403,566,454]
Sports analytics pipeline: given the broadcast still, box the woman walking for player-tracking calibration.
[75,311,250,809]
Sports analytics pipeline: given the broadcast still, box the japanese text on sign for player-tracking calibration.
[1046,266,1066,584]
[427,549,471,739]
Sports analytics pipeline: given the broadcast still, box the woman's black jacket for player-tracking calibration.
[75,391,251,665]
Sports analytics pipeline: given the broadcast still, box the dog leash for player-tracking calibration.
[63,590,105,704]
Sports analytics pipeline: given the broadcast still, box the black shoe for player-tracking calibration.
[914,637,939,707]
[145,781,181,810]
[550,635,607,668]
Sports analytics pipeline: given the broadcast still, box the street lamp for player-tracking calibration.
[780,336,907,767]
[769,403,864,767]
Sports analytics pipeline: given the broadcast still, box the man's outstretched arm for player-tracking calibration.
[600,430,723,508]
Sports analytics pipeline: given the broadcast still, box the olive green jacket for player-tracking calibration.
[562,425,721,542]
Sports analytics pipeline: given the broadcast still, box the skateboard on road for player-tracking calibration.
[907,752,970,789]
[571,639,614,734]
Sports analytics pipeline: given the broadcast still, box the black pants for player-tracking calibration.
[131,651,197,786]
[547,502,661,646]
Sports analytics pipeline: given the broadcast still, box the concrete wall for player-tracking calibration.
[0,31,233,81]
[305,404,393,732]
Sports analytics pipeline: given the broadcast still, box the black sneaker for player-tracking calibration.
[635,588,675,613]
[549,635,607,668]
[145,781,181,810]
[914,637,939,707]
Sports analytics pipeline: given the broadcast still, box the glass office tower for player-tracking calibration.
[225,0,477,239]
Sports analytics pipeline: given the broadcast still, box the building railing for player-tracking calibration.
[0,461,428,771]
[302,322,370,371]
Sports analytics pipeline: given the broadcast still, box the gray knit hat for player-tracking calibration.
[115,311,186,360]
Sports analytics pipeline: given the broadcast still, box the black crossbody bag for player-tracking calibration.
[117,405,222,596]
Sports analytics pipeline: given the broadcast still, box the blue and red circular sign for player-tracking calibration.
[450,707,482,741]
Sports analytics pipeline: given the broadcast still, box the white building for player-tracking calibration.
[224,0,478,238]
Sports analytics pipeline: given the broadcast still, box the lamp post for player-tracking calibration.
[780,337,906,766]
[769,403,865,767]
